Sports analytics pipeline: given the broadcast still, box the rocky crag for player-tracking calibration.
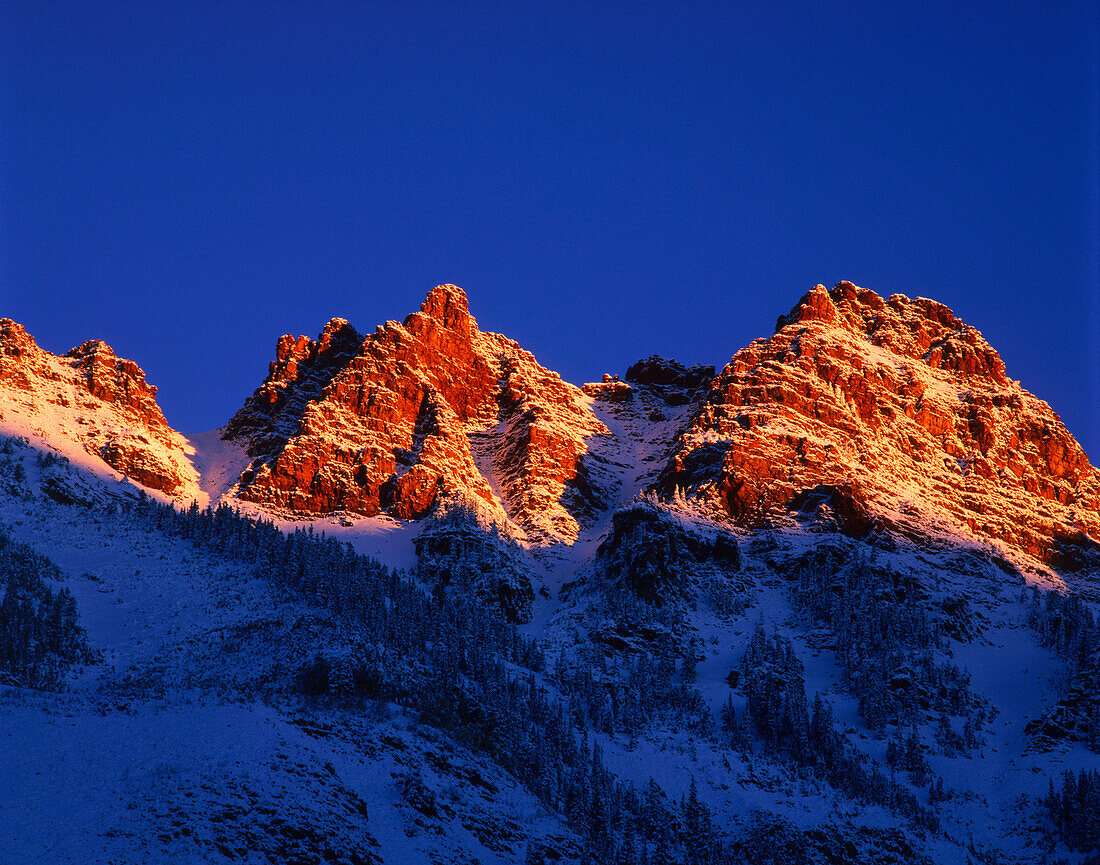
[224,284,609,543]
[654,282,1100,571]
[3,281,1096,573]
[0,318,198,496]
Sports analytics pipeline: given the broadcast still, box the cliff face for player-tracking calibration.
[225,285,609,542]
[0,319,198,496]
[655,282,1100,566]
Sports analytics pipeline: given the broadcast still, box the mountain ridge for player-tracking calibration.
[652,282,1100,574]
[3,283,1100,864]
[0,317,200,499]
[2,281,1096,574]
[223,283,609,543]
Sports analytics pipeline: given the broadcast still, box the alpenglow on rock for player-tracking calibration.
[0,318,199,497]
[2,279,1097,573]
[654,282,1100,567]
[224,284,610,542]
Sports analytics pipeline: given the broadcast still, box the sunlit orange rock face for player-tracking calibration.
[0,320,191,495]
[656,282,1100,566]
[225,285,608,541]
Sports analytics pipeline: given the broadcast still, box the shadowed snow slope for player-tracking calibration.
[2,278,1100,864]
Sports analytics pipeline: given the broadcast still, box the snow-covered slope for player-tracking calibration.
[2,280,1099,863]
[0,440,579,865]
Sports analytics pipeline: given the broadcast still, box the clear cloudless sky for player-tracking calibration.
[1,1,1098,458]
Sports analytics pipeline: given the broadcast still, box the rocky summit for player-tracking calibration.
[220,281,1100,575]
[2,282,1097,575]
[0,318,198,497]
[655,282,1100,572]
[224,284,608,542]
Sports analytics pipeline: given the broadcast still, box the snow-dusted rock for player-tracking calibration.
[225,284,609,542]
[4,278,1100,865]
[414,503,535,623]
[626,355,715,393]
[656,282,1100,569]
[0,319,199,499]
[589,501,741,608]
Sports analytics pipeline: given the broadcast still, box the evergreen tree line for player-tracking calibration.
[1026,588,1100,751]
[128,496,952,862]
[792,551,986,734]
[129,498,545,681]
[414,505,535,624]
[129,497,739,862]
[1029,588,1098,665]
[129,496,815,861]
[1047,769,1100,851]
[735,626,809,755]
[724,626,941,832]
[0,527,95,688]
[532,751,732,865]
[552,642,715,739]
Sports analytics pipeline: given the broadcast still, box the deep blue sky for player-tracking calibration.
[2,1,1098,458]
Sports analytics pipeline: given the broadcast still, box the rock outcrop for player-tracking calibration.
[5,279,1094,570]
[589,501,741,607]
[225,285,608,542]
[656,282,1100,567]
[1026,657,1100,748]
[414,504,535,623]
[626,356,715,392]
[584,356,716,411]
[0,320,197,496]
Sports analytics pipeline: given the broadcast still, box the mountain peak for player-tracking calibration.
[409,283,471,331]
[776,283,841,329]
[0,318,38,357]
[225,284,607,546]
[5,278,1091,572]
[66,338,116,360]
[775,281,1009,386]
[0,323,197,497]
[660,281,1099,569]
